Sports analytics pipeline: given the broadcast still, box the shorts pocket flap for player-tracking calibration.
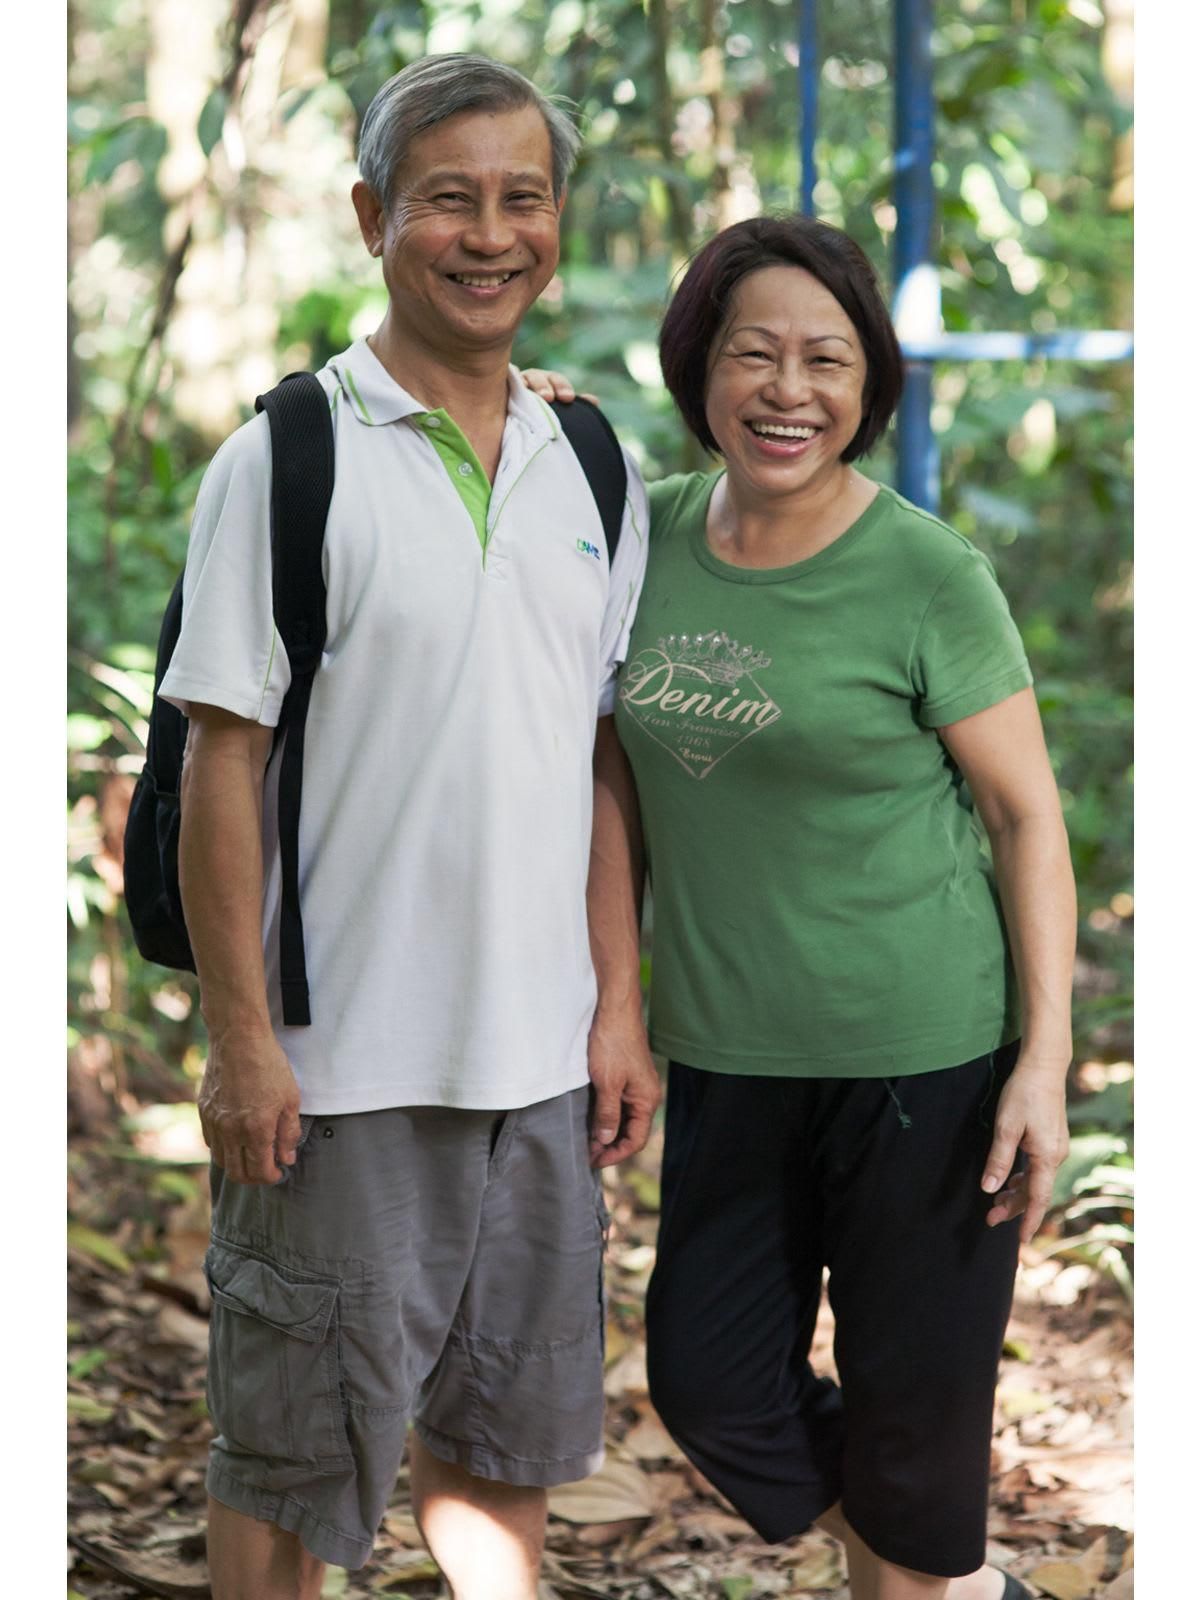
[205,1245,338,1343]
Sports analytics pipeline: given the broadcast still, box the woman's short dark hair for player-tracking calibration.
[659,215,904,460]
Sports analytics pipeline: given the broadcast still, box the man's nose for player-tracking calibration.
[461,202,518,255]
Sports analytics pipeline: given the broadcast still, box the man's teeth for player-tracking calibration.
[749,422,817,440]
[452,272,516,286]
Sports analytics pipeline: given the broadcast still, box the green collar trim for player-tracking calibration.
[414,410,492,552]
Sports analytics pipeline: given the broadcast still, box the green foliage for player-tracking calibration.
[68,2,1131,1197]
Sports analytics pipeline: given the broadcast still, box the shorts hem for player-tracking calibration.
[725,1485,841,1546]
[841,1502,982,1579]
[413,1421,605,1488]
[207,1459,374,1571]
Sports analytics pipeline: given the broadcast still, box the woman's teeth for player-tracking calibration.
[451,272,516,286]
[749,422,817,439]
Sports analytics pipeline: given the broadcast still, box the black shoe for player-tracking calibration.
[1001,1574,1034,1600]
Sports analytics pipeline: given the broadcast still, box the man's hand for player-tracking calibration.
[198,1026,303,1185]
[587,1012,661,1169]
[981,1053,1070,1242]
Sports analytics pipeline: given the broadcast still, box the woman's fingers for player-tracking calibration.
[1019,1148,1059,1242]
[985,1174,1028,1228]
[981,1112,1020,1196]
[519,367,576,400]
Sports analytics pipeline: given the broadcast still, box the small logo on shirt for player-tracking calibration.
[576,538,601,560]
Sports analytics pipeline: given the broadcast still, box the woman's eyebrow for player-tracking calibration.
[727,324,781,342]
[726,326,854,348]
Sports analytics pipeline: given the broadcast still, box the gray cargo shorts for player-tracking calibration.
[203,1084,608,1570]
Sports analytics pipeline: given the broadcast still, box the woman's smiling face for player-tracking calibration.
[704,264,868,500]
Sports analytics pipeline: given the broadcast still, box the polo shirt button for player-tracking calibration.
[423,415,441,428]
[458,461,474,476]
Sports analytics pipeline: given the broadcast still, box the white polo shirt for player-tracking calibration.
[160,338,648,1113]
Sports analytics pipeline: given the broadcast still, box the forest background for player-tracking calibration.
[63,2,1138,1596]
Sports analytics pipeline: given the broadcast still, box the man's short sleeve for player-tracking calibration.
[158,412,292,726]
[912,546,1033,728]
[596,448,650,716]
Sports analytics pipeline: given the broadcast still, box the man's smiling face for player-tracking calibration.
[355,104,563,360]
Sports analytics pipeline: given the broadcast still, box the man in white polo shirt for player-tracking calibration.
[160,54,657,1600]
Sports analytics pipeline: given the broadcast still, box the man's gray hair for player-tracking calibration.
[358,54,581,206]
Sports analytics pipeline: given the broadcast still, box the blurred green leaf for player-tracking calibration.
[83,116,166,186]
[67,1222,134,1275]
[1051,1134,1127,1210]
[197,87,228,157]
[69,1348,110,1381]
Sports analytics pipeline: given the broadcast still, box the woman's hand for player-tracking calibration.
[520,368,597,404]
[981,1054,1070,1241]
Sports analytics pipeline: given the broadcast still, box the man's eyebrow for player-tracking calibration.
[416,168,552,189]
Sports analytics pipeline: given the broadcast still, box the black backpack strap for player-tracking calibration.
[255,372,334,1026]
[550,397,627,566]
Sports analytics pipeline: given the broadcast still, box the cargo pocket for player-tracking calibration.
[205,1242,352,1473]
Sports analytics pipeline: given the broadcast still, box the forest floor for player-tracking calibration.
[67,1113,1133,1600]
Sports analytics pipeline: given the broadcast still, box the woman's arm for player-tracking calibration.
[939,687,1076,1241]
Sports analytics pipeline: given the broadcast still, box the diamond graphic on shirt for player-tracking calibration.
[618,630,782,780]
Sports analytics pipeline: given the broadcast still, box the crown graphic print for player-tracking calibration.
[618,629,783,779]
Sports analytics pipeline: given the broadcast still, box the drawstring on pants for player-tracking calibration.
[884,1079,913,1130]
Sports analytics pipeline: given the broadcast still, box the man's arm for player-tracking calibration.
[179,703,302,1186]
[586,714,661,1168]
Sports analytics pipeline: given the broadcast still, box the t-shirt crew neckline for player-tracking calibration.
[689,470,892,585]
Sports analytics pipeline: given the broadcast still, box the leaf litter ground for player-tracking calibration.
[67,1118,1132,1600]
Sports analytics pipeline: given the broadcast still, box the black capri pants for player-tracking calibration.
[645,1042,1022,1579]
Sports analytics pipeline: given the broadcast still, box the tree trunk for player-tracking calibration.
[647,0,693,263]
[698,0,741,230]
[282,0,329,90]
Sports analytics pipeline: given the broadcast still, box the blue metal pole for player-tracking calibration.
[798,0,819,216]
[893,0,939,511]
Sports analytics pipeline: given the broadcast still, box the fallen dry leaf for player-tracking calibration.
[783,1540,846,1591]
[1027,1534,1107,1600]
[380,1510,424,1547]
[573,1516,647,1547]
[604,1344,649,1399]
[628,1514,680,1562]
[673,1507,750,1544]
[1098,1572,1133,1599]
[547,1455,653,1523]
[623,1411,685,1461]
[67,1535,211,1598]
[156,1301,211,1352]
[371,1551,441,1587]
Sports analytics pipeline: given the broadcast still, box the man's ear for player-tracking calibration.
[351,180,385,257]
[556,183,568,217]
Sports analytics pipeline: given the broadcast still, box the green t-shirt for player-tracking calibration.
[614,473,1033,1078]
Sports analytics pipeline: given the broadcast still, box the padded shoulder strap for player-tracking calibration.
[255,372,334,675]
[550,397,627,566]
[253,371,335,1028]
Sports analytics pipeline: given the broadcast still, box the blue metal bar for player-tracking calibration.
[893,0,939,510]
[798,0,819,216]
[899,330,1134,363]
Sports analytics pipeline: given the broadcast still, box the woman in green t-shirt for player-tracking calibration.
[529,215,1073,1600]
